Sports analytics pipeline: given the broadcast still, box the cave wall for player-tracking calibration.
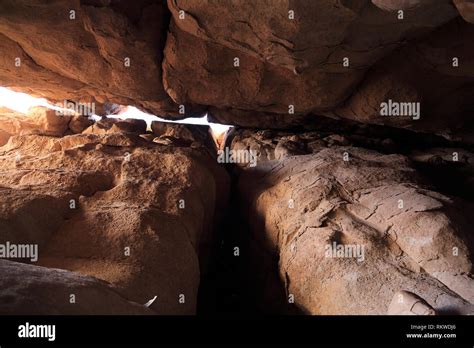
[229,127,474,314]
[0,108,230,314]
[0,0,473,135]
[0,0,474,316]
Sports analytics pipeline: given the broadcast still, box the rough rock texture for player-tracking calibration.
[0,0,473,317]
[0,0,472,132]
[230,129,474,314]
[454,0,474,23]
[69,115,94,134]
[163,21,362,116]
[167,0,455,73]
[168,0,472,134]
[0,260,153,315]
[328,18,474,141]
[151,121,217,152]
[82,117,147,135]
[0,106,72,145]
[0,0,185,117]
[0,127,229,315]
[387,290,436,315]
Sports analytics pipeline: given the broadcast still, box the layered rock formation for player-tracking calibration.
[0,0,472,134]
[0,0,473,316]
[0,109,229,315]
[164,0,471,132]
[0,0,183,116]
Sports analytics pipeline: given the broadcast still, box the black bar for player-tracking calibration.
[0,315,472,346]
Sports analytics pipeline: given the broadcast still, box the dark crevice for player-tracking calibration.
[197,162,303,316]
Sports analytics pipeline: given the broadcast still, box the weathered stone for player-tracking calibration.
[328,18,474,140]
[387,290,436,315]
[454,0,474,23]
[0,0,182,117]
[231,129,474,314]
[0,260,153,315]
[0,132,229,315]
[0,0,473,318]
[69,115,94,134]
[0,106,71,146]
[163,0,458,128]
[82,117,147,135]
[151,121,217,153]
[0,1,471,131]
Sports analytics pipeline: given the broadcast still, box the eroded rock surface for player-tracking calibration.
[0,0,473,317]
[164,0,473,133]
[1,0,472,131]
[0,106,72,145]
[0,0,184,117]
[329,18,474,141]
[82,117,147,135]
[0,260,153,315]
[387,290,436,315]
[0,126,229,315]
[229,129,474,314]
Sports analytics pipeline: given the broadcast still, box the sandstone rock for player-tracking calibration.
[328,18,474,140]
[0,132,229,315]
[0,106,71,146]
[82,117,147,135]
[163,0,457,127]
[231,129,474,314]
[151,121,217,154]
[454,0,474,23]
[168,0,455,73]
[69,115,94,134]
[0,260,153,315]
[139,133,156,142]
[163,21,362,116]
[372,0,427,11]
[387,290,436,315]
[207,108,314,130]
[27,106,71,136]
[0,0,183,117]
[0,1,470,130]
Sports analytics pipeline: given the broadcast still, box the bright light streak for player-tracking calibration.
[0,87,232,137]
[0,87,53,113]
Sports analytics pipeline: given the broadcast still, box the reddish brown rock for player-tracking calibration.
[454,0,474,23]
[0,260,153,315]
[82,117,147,135]
[168,0,455,73]
[163,22,362,116]
[327,18,474,140]
[163,0,457,127]
[231,129,474,314]
[0,0,472,318]
[387,291,436,315]
[151,121,217,153]
[27,106,71,136]
[0,131,229,315]
[0,0,182,117]
[0,106,71,146]
[0,1,471,131]
[69,115,94,134]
